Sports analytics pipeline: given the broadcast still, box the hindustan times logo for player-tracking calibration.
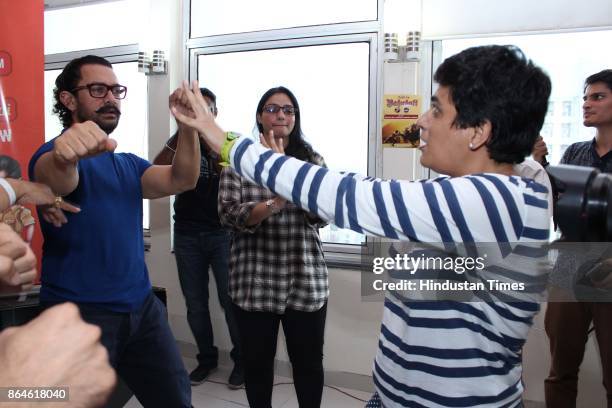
[372,253,486,275]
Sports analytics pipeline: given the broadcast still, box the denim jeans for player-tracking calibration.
[174,229,241,368]
[45,292,191,407]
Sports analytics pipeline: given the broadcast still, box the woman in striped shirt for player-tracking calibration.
[172,44,552,408]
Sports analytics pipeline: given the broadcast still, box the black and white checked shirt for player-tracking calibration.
[218,153,329,314]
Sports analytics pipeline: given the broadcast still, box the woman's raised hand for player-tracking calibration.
[259,130,285,154]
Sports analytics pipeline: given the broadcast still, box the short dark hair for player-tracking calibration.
[434,45,551,164]
[584,69,612,92]
[53,55,113,129]
[0,155,22,178]
[255,86,317,163]
[200,87,218,115]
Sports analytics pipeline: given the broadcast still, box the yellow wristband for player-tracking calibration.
[220,132,239,167]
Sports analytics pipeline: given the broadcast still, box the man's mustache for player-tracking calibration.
[96,105,121,115]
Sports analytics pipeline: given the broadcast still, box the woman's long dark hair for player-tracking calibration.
[255,86,318,164]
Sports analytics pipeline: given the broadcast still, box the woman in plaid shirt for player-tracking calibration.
[218,87,329,408]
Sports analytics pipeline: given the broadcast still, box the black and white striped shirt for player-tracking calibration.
[227,137,551,407]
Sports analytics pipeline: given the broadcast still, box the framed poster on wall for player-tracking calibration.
[382,94,421,148]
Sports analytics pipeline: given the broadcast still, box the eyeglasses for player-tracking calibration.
[71,83,128,99]
[262,104,297,115]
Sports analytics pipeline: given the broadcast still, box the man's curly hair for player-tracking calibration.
[53,55,112,128]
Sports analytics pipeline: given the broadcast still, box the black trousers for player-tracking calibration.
[232,302,327,408]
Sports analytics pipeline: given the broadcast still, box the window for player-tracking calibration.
[541,123,552,139]
[44,0,142,54]
[562,101,572,117]
[190,0,377,37]
[44,62,148,157]
[196,42,371,245]
[43,61,149,228]
[44,2,150,228]
[561,123,572,139]
[440,30,612,165]
[188,2,381,255]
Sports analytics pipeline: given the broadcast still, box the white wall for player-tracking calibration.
[382,61,428,181]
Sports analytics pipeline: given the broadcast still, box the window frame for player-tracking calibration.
[432,29,612,242]
[185,2,384,266]
[45,44,140,69]
[431,28,612,167]
[44,43,152,233]
[188,0,379,39]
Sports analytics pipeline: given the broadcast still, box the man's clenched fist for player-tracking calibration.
[0,224,36,292]
[0,303,117,408]
[53,121,118,165]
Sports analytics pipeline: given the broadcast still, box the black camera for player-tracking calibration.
[547,164,612,241]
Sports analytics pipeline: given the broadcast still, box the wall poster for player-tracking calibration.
[382,94,421,148]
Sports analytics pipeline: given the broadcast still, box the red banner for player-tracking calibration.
[0,0,45,263]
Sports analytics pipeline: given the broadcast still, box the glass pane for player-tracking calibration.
[44,61,149,228]
[198,43,370,245]
[44,0,142,54]
[441,30,612,165]
[190,0,377,38]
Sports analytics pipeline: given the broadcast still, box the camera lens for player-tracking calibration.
[547,165,612,241]
[585,171,612,241]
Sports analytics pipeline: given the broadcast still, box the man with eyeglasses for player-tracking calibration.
[28,55,199,407]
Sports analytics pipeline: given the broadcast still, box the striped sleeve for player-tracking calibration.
[231,138,435,240]
[228,137,542,242]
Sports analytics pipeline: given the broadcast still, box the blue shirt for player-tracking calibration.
[29,138,152,311]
